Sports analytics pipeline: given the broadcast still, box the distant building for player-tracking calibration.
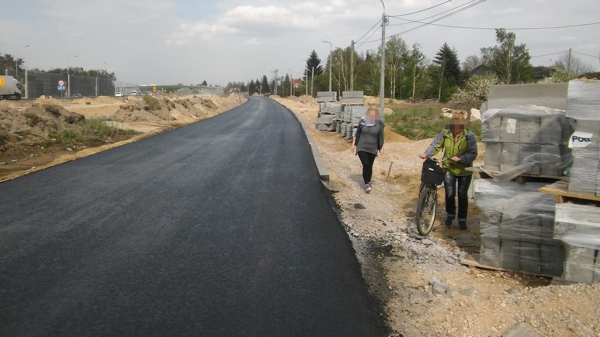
[291,79,303,89]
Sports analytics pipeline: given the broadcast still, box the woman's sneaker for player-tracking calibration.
[365,183,372,193]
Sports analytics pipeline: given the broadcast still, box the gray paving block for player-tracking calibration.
[563,244,595,284]
[500,240,520,271]
[480,237,501,267]
[483,142,502,171]
[519,242,541,274]
[502,322,540,337]
[541,243,564,277]
[317,116,334,124]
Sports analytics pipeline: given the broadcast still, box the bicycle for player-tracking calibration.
[415,157,447,236]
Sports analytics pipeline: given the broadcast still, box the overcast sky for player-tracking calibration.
[2,0,599,86]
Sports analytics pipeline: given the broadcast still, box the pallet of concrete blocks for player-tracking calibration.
[340,91,364,105]
[316,91,337,103]
[315,115,336,131]
[481,104,574,178]
[565,80,600,197]
[319,102,342,120]
[553,203,600,284]
[474,179,564,276]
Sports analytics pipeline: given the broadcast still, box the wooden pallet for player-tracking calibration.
[539,181,600,204]
[460,254,556,278]
[467,166,567,183]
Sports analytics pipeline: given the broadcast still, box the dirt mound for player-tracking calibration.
[94,96,117,104]
[384,126,410,143]
[34,97,62,105]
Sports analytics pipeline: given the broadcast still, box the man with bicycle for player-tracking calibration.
[419,118,478,230]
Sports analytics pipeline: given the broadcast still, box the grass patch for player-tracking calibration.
[143,96,162,111]
[200,99,216,109]
[24,112,42,126]
[49,119,138,146]
[0,133,9,146]
[385,102,481,140]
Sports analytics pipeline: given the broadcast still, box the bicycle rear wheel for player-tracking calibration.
[415,185,437,236]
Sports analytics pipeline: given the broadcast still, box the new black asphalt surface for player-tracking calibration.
[0,97,388,337]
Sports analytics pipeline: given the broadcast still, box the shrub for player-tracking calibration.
[143,96,162,111]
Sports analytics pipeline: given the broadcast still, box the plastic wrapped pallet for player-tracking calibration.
[481,105,573,180]
[566,121,600,196]
[566,80,600,120]
[554,203,600,284]
[474,179,564,276]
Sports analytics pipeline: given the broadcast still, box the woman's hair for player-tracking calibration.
[367,106,380,116]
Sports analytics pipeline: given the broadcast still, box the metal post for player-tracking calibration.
[379,4,387,121]
[311,67,315,97]
[25,69,28,99]
[351,40,355,91]
[96,77,99,97]
[68,73,71,98]
[568,48,573,75]
[288,69,293,97]
[323,41,332,92]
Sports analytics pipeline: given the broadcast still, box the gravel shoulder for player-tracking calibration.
[274,96,600,337]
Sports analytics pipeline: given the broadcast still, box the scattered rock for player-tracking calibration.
[0,162,6,165]
[354,203,366,209]
[507,287,523,296]
[458,286,476,296]
[421,239,434,246]
[429,277,449,295]
[11,159,18,163]
[66,148,73,152]
[454,234,477,247]
[502,322,540,337]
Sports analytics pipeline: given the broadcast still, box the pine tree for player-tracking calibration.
[306,50,324,80]
[261,75,270,94]
[434,43,461,84]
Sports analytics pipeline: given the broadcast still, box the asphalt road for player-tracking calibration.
[0,97,388,337]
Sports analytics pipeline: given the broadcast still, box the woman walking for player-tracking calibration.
[419,118,478,230]
[351,107,385,193]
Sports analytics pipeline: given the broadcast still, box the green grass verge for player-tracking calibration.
[49,119,137,146]
[385,104,481,140]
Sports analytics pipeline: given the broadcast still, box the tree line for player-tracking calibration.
[226,29,599,107]
[0,54,116,83]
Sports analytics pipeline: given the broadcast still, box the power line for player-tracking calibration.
[389,0,483,26]
[354,18,382,44]
[384,0,488,41]
[530,51,569,58]
[357,0,486,46]
[356,25,382,49]
[573,51,599,59]
[387,0,452,17]
[388,18,600,30]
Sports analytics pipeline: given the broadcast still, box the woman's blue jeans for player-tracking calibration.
[443,173,472,221]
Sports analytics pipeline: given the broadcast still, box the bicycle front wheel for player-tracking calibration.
[415,185,437,236]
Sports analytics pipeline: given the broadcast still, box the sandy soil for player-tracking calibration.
[273,96,600,337]
[0,94,246,181]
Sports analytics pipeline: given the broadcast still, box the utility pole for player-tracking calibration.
[568,48,573,76]
[272,69,279,95]
[323,40,333,92]
[351,40,355,91]
[379,0,387,121]
[288,69,293,97]
[311,66,315,97]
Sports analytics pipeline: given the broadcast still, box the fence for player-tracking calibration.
[2,69,115,98]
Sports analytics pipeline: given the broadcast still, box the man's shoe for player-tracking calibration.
[459,220,468,230]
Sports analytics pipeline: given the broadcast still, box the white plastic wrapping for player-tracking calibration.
[566,120,600,196]
[475,179,564,276]
[481,105,573,179]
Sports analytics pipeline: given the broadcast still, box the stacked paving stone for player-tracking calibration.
[481,105,573,176]
[475,179,564,276]
[316,91,337,103]
[565,80,600,196]
[340,91,364,105]
[553,203,600,284]
[315,102,341,131]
